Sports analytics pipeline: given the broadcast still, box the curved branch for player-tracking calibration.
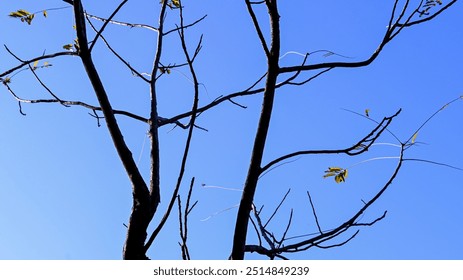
[86,13,158,31]
[314,230,360,249]
[163,15,208,36]
[278,0,452,74]
[159,48,333,127]
[159,1,433,127]
[1,47,77,78]
[274,146,403,255]
[260,109,401,174]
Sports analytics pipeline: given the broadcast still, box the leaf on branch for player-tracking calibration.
[365,109,370,117]
[424,0,443,7]
[335,169,348,183]
[9,9,30,18]
[323,172,336,178]
[9,9,35,25]
[160,67,171,74]
[63,44,74,51]
[74,38,80,51]
[323,167,349,183]
[328,167,342,172]
[32,61,53,70]
[43,10,48,18]
[411,132,418,144]
[353,143,367,150]
[161,0,181,9]
[419,0,443,17]
[2,77,12,84]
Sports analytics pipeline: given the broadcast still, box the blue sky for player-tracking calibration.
[0,1,462,260]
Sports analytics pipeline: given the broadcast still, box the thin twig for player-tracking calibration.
[264,188,291,228]
[86,13,158,32]
[307,191,323,234]
[89,0,129,52]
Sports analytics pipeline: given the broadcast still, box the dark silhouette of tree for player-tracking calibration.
[1,0,460,260]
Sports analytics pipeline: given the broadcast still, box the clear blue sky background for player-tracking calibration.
[0,1,462,260]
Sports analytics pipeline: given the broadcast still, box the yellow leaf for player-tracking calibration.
[43,10,48,18]
[334,169,348,183]
[365,109,370,117]
[323,172,336,178]
[160,67,171,74]
[17,9,30,16]
[172,0,180,7]
[411,132,418,144]
[327,167,342,172]
[324,167,348,183]
[33,60,39,69]
[9,10,34,25]
[26,14,34,25]
[353,143,367,150]
[63,44,74,50]
[9,9,31,18]
[9,12,22,18]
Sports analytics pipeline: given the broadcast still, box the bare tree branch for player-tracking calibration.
[245,0,270,56]
[1,47,77,79]
[145,1,201,253]
[2,0,458,261]
[260,109,401,174]
[71,0,151,259]
[307,191,323,234]
[177,178,196,260]
[89,0,129,52]
[85,13,151,83]
[277,209,293,248]
[278,0,454,74]
[86,13,158,32]
[27,64,68,106]
[264,188,291,228]
[231,0,281,260]
[163,15,208,36]
[398,0,457,27]
[247,146,404,257]
[314,231,359,249]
